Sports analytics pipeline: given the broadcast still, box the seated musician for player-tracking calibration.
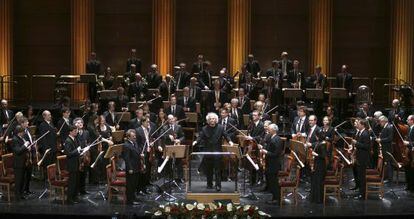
[230,98,244,129]
[291,106,309,140]
[177,87,196,112]
[103,101,118,131]
[258,123,283,204]
[193,112,234,191]
[237,88,251,115]
[160,115,185,183]
[403,115,414,192]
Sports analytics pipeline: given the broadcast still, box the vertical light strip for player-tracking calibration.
[228,0,251,76]
[391,0,414,84]
[71,0,94,101]
[153,0,174,77]
[309,0,332,75]
[0,0,12,99]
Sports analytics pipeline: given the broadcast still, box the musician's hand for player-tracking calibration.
[376,138,381,143]
[192,141,197,146]
[174,139,181,144]
[351,139,357,144]
[261,149,268,154]
[169,135,174,141]
[403,140,409,146]
[108,140,114,146]
[140,153,145,158]
[77,146,82,153]
[306,142,312,147]
[246,135,253,140]
[158,146,163,152]
[229,141,234,146]
[2,124,7,128]
[128,170,133,174]
[204,86,209,90]
[147,100,153,104]
[116,125,120,130]
[312,151,319,157]
[258,144,263,150]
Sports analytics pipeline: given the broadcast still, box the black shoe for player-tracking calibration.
[207,185,213,189]
[143,189,151,195]
[67,200,79,205]
[266,200,279,205]
[354,195,363,200]
[24,191,34,195]
[349,187,359,191]
[216,185,221,192]
[127,201,140,205]
[80,191,89,195]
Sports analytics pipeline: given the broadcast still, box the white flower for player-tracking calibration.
[186,204,195,211]
[197,203,205,210]
[154,210,162,216]
[226,203,233,212]
[165,206,171,213]
[243,205,251,211]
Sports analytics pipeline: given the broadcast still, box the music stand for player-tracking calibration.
[222,145,241,185]
[80,73,97,83]
[283,88,303,105]
[385,152,403,199]
[155,145,187,201]
[115,112,131,122]
[111,130,125,143]
[305,88,323,100]
[128,102,139,112]
[99,90,117,100]
[290,140,306,160]
[329,88,348,100]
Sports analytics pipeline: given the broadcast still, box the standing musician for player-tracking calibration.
[126,48,142,73]
[258,120,272,191]
[388,99,405,122]
[321,116,335,169]
[258,123,283,204]
[114,87,129,112]
[56,107,72,146]
[38,110,57,174]
[279,52,293,77]
[191,54,205,75]
[288,60,305,89]
[335,65,353,117]
[310,130,327,203]
[403,115,414,192]
[193,112,234,191]
[230,98,244,129]
[351,119,371,199]
[376,116,394,183]
[245,110,265,186]
[199,61,213,90]
[135,116,157,195]
[20,117,35,195]
[103,101,118,131]
[245,54,261,78]
[12,125,31,201]
[165,95,186,121]
[128,73,148,102]
[146,64,163,89]
[291,106,309,140]
[304,115,321,182]
[219,108,237,142]
[129,109,144,130]
[160,115,185,182]
[85,52,102,102]
[74,118,90,195]
[122,129,142,205]
[97,115,113,181]
[237,88,251,115]
[210,79,228,113]
[0,99,14,132]
[159,74,176,101]
[177,87,196,112]
[64,125,82,204]
[174,63,190,90]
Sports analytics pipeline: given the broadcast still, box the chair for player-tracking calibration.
[366,155,384,176]
[0,161,14,202]
[280,165,301,206]
[278,155,294,180]
[56,155,69,180]
[2,153,14,177]
[325,155,341,180]
[47,164,68,204]
[365,155,385,200]
[323,161,345,204]
[106,164,126,204]
[243,114,250,127]
[110,156,126,179]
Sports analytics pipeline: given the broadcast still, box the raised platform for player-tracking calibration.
[186,181,240,203]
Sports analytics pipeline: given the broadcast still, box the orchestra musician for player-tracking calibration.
[245,110,265,186]
[291,106,309,139]
[237,88,251,115]
[86,52,102,102]
[403,115,414,192]
[388,99,405,121]
[20,117,35,195]
[210,79,229,113]
[288,60,305,89]
[219,108,237,142]
[310,129,327,203]
[174,63,190,90]
[279,52,293,78]
[64,125,82,204]
[74,118,90,195]
[245,54,261,78]
[258,123,283,204]
[229,98,244,129]
[128,73,148,102]
[124,64,138,86]
[122,129,142,205]
[38,110,57,173]
[146,64,163,89]
[191,54,205,75]
[177,87,196,112]
[126,48,142,73]
[376,116,394,183]
[193,112,234,191]
[56,107,72,146]
[199,61,213,90]
[102,67,114,90]
[12,125,31,201]
[103,101,118,131]
[165,95,186,121]
[335,65,353,117]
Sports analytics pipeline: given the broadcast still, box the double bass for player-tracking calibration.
[392,119,409,163]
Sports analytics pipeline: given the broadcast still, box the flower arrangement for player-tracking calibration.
[146,202,270,218]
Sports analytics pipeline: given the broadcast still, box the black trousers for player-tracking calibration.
[266,171,280,201]
[204,157,221,187]
[67,171,79,201]
[405,163,414,190]
[23,164,32,192]
[79,168,88,193]
[126,172,139,203]
[353,165,360,188]
[357,162,367,197]
[14,168,25,201]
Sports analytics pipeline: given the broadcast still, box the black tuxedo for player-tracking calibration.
[219,117,237,142]
[380,123,394,180]
[336,72,353,91]
[209,90,228,112]
[128,118,141,130]
[160,124,185,179]
[265,135,284,201]
[114,95,129,111]
[278,59,293,76]
[103,110,117,127]
[355,129,371,197]
[388,107,405,122]
[165,104,186,120]
[126,57,141,73]
[288,69,305,88]
[56,118,72,144]
[306,126,321,148]
[63,136,80,202]
[291,116,309,135]
[188,85,201,100]
[122,140,142,204]
[177,96,196,112]
[12,135,29,200]
[191,61,204,74]
[308,73,327,90]
[174,71,190,89]
[128,81,148,101]
[245,61,261,78]
[159,81,176,101]
[86,59,101,75]
[146,72,163,89]
[248,121,265,144]
[199,70,213,89]
[0,109,14,130]
[38,120,57,166]
[135,124,157,187]
[229,107,244,129]
[237,96,251,115]
[240,83,258,101]
[219,76,234,93]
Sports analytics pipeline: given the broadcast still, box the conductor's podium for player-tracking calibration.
[186,151,240,204]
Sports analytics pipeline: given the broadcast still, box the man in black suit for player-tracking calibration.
[403,115,414,192]
[291,106,309,139]
[177,87,196,112]
[237,88,251,115]
[146,64,163,89]
[218,68,234,94]
[246,110,265,186]
[20,117,35,195]
[199,61,213,90]
[193,112,234,191]
[230,98,244,129]
[288,60,305,89]
[86,52,102,102]
[376,116,394,182]
[219,108,237,142]
[159,75,176,101]
[114,87,129,112]
[259,123,284,204]
[12,125,31,201]
[351,119,371,199]
[0,99,14,132]
[279,52,293,78]
[160,115,185,182]
[305,115,321,149]
[103,101,117,130]
[335,65,353,117]
[165,95,186,120]
[126,48,142,73]
[174,63,190,90]
[210,80,228,113]
[388,99,405,122]
[38,110,57,169]
[74,118,90,195]
[245,54,261,78]
[191,54,205,74]
[124,64,138,86]
[129,109,144,130]
[56,107,72,145]
[189,77,202,100]
[122,129,142,205]
[128,73,148,101]
[63,125,82,204]
[265,60,281,79]
[262,77,281,109]
[356,102,373,119]
[308,65,327,91]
